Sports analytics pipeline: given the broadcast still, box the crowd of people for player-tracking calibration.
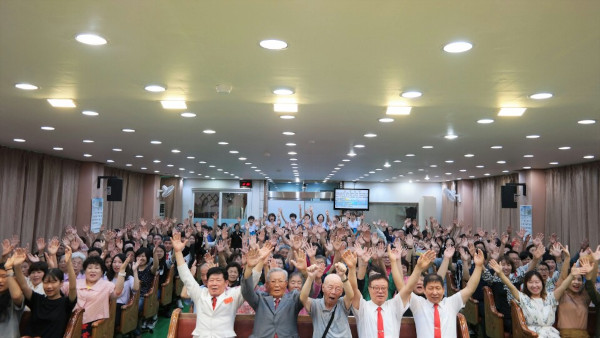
[0,206,599,338]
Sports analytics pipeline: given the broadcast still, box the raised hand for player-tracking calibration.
[334,262,347,276]
[592,245,600,261]
[416,250,436,270]
[387,244,401,262]
[341,250,357,269]
[290,249,308,271]
[473,249,485,267]
[246,248,260,268]
[488,259,502,275]
[120,255,132,273]
[27,253,40,263]
[371,233,380,245]
[2,239,14,257]
[332,236,343,252]
[36,238,46,252]
[303,242,317,258]
[170,231,187,252]
[533,244,545,260]
[64,245,73,263]
[306,264,319,279]
[444,246,456,259]
[258,242,274,260]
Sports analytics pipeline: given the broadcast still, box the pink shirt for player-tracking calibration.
[62,279,115,324]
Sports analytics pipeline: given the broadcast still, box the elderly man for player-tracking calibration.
[347,246,436,338]
[241,249,307,337]
[300,251,355,337]
[171,231,270,338]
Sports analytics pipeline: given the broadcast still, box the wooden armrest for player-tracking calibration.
[469,297,479,304]
[167,308,182,338]
[91,318,106,328]
[144,286,155,297]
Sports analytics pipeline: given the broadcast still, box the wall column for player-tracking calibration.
[75,162,105,231]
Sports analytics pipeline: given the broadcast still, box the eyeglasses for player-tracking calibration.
[369,286,387,292]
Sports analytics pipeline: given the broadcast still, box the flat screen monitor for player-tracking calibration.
[334,189,369,210]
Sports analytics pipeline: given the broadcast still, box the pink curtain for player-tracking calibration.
[102,167,145,229]
[0,146,80,246]
[545,161,600,250]
[472,174,519,234]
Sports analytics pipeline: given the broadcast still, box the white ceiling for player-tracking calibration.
[1,1,599,183]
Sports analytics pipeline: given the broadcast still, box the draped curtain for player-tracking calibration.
[161,177,183,219]
[102,167,145,228]
[472,174,519,233]
[545,161,600,250]
[0,146,80,245]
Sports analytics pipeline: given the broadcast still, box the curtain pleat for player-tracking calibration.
[472,174,519,233]
[161,177,182,219]
[102,167,145,229]
[441,181,458,226]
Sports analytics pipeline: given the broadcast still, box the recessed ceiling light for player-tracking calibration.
[126,164,132,167]
[82,110,99,116]
[153,160,161,163]
[259,39,288,50]
[238,157,247,160]
[282,131,295,136]
[558,146,571,150]
[497,160,506,164]
[443,41,473,53]
[112,148,122,152]
[343,159,351,162]
[53,147,63,151]
[523,166,532,169]
[549,162,559,165]
[498,107,526,117]
[83,154,92,158]
[484,173,491,176]
[82,139,94,143]
[523,154,534,158]
[445,172,452,175]
[245,162,252,165]
[229,150,239,154]
[141,167,148,170]
[135,155,144,158]
[122,128,135,133]
[383,163,391,168]
[13,138,26,143]
[160,100,187,109]
[41,126,55,131]
[502,170,510,173]
[217,169,223,172]
[274,103,298,113]
[529,93,553,100]
[105,159,114,163]
[171,149,180,153]
[364,133,377,138]
[180,112,196,118]
[279,115,295,119]
[459,169,467,172]
[477,118,494,124]
[469,175,475,178]
[288,151,297,155]
[218,142,229,145]
[354,144,365,148]
[199,161,207,164]
[75,33,107,45]
[186,156,195,159]
[290,158,297,161]
[179,168,185,171]
[476,165,485,168]
[203,129,216,134]
[15,83,38,90]
[154,170,160,173]
[347,152,357,157]
[401,91,422,98]
[578,119,596,125]
[150,140,162,144]
[47,99,76,108]
[444,134,458,139]
[430,165,438,168]
[167,164,174,167]
[526,135,540,139]
[286,143,296,146]
[273,88,294,95]
[145,85,166,92]
[464,154,475,157]
[369,171,375,174]
[209,165,216,168]
[583,155,595,159]
[491,146,503,149]
[445,160,454,163]
[422,145,433,149]
[393,160,401,163]
[379,117,394,123]
[406,154,415,157]
[386,106,412,115]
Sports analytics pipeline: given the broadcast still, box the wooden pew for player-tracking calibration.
[160,265,175,306]
[167,309,471,338]
[483,286,509,338]
[510,300,538,338]
[175,275,183,297]
[63,308,85,338]
[91,296,117,338]
[116,290,140,336]
[142,274,160,320]
[446,271,459,297]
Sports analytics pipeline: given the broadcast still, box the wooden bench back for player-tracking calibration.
[510,300,538,338]
[91,296,116,338]
[117,290,140,335]
[160,265,175,306]
[63,308,84,338]
[142,274,160,319]
[483,286,507,338]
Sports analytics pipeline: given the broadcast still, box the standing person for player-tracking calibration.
[410,249,486,338]
[10,246,77,338]
[171,231,267,337]
[241,248,307,337]
[349,246,436,338]
[300,251,355,337]
[0,256,24,337]
[490,258,588,337]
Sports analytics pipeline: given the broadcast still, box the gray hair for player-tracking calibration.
[266,268,288,282]
[71,252,86,262]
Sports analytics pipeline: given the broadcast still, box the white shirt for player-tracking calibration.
[348,219,361,230]
[409,292,464,338]
[353,294,408,338]
[178,264,259,338]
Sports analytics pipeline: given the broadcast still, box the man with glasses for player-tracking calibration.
[299,251,355,337]
[349,246,436,338]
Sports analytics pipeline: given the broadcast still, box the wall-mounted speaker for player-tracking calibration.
[501,185,517,208]
[107,178,123,201]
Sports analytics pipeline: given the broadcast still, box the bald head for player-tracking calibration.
[323,273,343,287]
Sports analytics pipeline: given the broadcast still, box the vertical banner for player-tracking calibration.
[519,205,532,236]
[91,198,104,233]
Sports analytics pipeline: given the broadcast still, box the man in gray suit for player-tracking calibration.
[241,249,306,338]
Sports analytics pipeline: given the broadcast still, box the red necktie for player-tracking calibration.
[434,303,441,338]
[377,306,384,338]
[274,299,280,338]
[212,296,217,310]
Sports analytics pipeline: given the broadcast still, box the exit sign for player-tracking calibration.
[240,180,252,188]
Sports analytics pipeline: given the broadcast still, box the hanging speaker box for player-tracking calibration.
[107,178,123,201]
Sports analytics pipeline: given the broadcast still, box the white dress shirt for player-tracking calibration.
[178,263,258,338]
[352,294,408,338]
[409,292,464,338]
